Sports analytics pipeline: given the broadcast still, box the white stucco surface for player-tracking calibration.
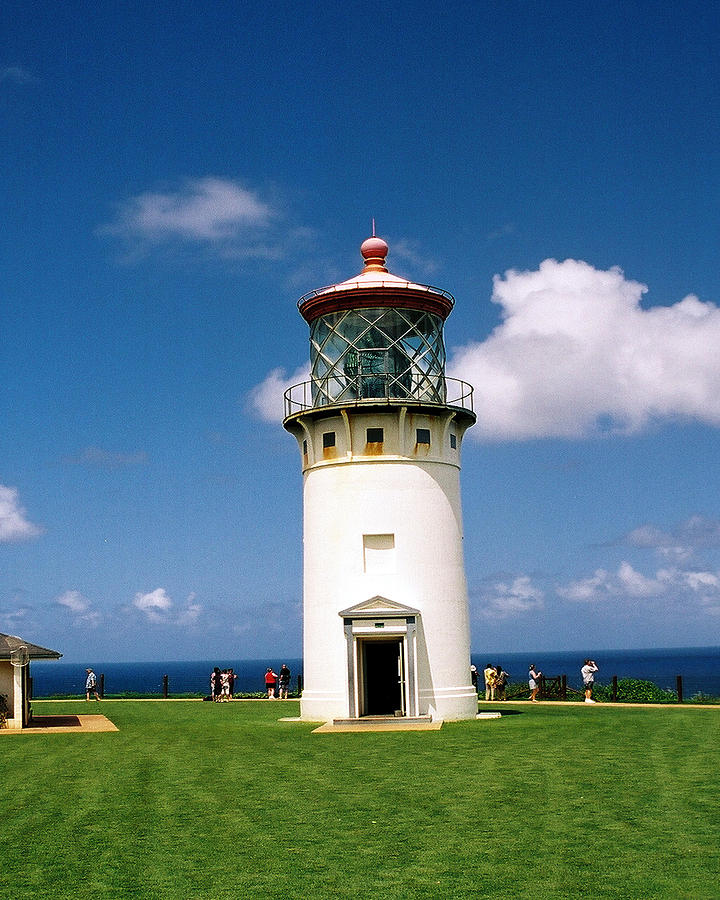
[295,407,476,722]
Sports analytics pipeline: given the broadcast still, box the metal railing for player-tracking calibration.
[298,281,455,310]
[283,376,475,418]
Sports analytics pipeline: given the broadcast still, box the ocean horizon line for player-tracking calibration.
[30,643,720,667]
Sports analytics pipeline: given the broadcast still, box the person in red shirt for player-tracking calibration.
[264,667,278,698]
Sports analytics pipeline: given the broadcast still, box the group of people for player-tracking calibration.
[528,658,599,703]
[471,658,601,703]
[264,664,291,699]
[471,663,510,700]
[209,667,237,701]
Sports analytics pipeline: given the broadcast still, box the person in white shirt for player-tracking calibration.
[581,659,599,703]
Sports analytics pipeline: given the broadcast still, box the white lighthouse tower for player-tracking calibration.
[283,234,477,722]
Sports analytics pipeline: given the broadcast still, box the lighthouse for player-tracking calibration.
[283,234,477,722]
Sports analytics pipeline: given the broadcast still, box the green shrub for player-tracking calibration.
[594,678,677,703]
[687,692,720,704]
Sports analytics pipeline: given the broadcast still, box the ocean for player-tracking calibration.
[28,646,720,698]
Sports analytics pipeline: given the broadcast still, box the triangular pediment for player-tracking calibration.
[339,595,420,618]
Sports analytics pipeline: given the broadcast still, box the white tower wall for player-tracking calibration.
[292,408,476,721]
[283,234,478,723]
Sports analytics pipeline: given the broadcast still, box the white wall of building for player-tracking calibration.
[292,407,476,721]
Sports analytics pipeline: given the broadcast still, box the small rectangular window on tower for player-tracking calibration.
[302,439,308,455]
[450,433,457,449]
[363,533,396,574]
[366,427,384,443]
[416,428,431,445]
[322,432,336,448]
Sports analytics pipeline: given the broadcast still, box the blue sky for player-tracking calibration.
[2,1,720,662]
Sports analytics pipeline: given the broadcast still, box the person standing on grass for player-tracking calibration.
[278,664,291,699]
[265,667,278,698]
[528,664,542,702]
[85,668,101,701]
[220,669,231,702]
[211,667,222,702]
[581,659,599,703]
[483,663,496,700]
[494,665,509,701]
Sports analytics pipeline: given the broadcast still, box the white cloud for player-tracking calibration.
[133,587,173,622]
[56,590,101,626]
[556,569,612,602]
[477,575,544,617]
[247,363,310,423]
[624,516,720,563]
[56,590,90,613]
[103,177,280,258]
[616,561,667,598]
[178,593,202,625]
[558,562,667,602]
[0,485,42,542]
[449,259,720,440]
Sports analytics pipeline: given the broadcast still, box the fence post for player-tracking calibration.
[676,675,683,703]
[561,674,567,701]
[163,674,169,699]
[297,674,303,696]
[99,673,105,698]
[539,674,545,699]
[612,675,617,703]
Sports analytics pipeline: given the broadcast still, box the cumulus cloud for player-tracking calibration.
[56,590,101,625]
[132,588,202,625]
[0,485,42,542]
[133,587,173,622]
[247,363,310,423]
[56,590,90,613]
[556,569,612,603]
[178,593,202,625]
[558,563,667,602]
[449,259,720,440]
[624,516,720,563]
[617,561,668,598]
[557,559,720,615]
[102,177,282,259]
[477,575,545,617]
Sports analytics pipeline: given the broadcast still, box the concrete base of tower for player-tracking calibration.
[300,687,479,724]
[421,686,479,722]
[300,691,349,723]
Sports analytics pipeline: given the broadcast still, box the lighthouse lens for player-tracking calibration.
[309,308,446,407]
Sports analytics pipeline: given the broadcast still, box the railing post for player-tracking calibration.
[676,675,683,703]
[612,675,618,703]
[163,674,169,699]
[99,673,105,698]
[561,674,567,700]
[539,674,545,699]
[297,674,303,696]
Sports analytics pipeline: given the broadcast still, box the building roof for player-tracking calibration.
[0,632,62,661]
[297,234,455,323]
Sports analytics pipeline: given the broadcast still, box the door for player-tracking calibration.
[360,639,404,716]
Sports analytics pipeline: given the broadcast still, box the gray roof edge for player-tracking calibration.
[0,632,63,660]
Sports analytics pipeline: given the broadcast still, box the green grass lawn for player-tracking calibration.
[1,701,718,899]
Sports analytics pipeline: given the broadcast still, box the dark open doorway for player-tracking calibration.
[361,639,403,716]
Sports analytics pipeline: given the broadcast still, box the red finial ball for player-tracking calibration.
[360,235,389,269]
